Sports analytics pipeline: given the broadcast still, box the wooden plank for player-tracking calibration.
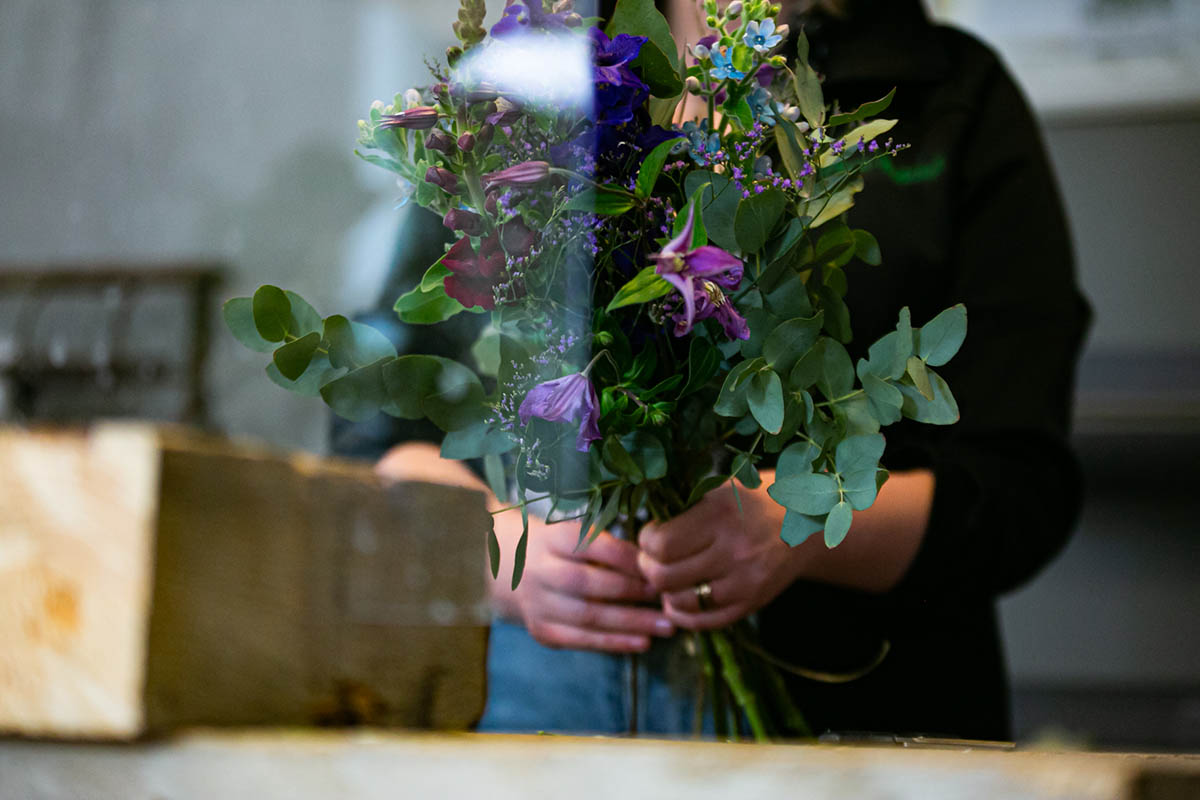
[0,425,490,739]
[1,732,1198,800]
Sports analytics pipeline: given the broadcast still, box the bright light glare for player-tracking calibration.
[456,33,592,111]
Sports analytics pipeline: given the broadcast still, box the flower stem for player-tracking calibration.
[710,628,770,741]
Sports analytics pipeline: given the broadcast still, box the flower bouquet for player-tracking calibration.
[224,0,967,740]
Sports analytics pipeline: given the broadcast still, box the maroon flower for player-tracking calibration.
[425,129,456,155]
[518,373,601,453]
[443,208,485,237]
[425,166,460,194]
[442,234,505,310]
[379,106,439,130]
[500,215,538,257]
[482,160,551,191]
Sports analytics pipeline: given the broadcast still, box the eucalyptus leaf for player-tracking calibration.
[835,433,886,475]
[853,229,882,266]
[768,472,840,515]
[815,226,857,268]
[824,501,853,548]
[781,510,824,547]
[763,313,823,375]
[440,422,517,459]
[897,367,960,425]
[734,189,787,254]
[684,170,740,252]
[686,474,729,508]
[224,297,276,353]
[748,369,785,434]
[266,353,342,398]
[252,285,291,342]
[715,358,759,417]
[917,304,968,367]
[907,355,935,401]
[324,315,397,370]
[731,452,762,489]
[777,441,821,478]
[819,338,854,400]
[272,331,321,381]
[320,358,389,422]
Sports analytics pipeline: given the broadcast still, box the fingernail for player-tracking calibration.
[654,618,674,636]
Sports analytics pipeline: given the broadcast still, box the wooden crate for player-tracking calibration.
[0,424,491,739]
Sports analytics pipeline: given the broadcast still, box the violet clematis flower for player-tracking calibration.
[653,204,744,336]
[671,275,750,341]
[491,2,570,38]
[518,372,601,452]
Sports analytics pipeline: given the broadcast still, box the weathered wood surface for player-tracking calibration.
[1,732,1198,800]
[0,424,491,739]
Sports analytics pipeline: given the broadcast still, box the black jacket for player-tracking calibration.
[333,0,1090,740]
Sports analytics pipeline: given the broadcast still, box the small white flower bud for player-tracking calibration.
[775,23,790,39]
[782,105,801,122]
[796,121,811,133]
[686,76,703,93]
[692,43,710,59]
[370,99,385,112]
[726,1,743,17]
[403,88,422,109]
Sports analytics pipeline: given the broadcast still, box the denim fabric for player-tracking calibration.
[477,619,713,737]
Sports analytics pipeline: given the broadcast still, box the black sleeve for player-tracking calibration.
[890,56,1091,602]
[328,207,485,462]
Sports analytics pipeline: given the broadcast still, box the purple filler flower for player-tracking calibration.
[518,373,601,452]
[653,204,743,335]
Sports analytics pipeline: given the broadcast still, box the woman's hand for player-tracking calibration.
[491,513,676,653]
[638,479,801,631]
[637,469,937,631]
[375,442,674,653]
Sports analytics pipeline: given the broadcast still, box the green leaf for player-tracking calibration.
[487,519,501,580]
[763,313,823,375]
[774,120,808,181]
[731,451,762,489]
[765,272,814,318]
[686,474,729,509]
[272,331,321,381]
[798,175,864,228]
[676,183,711,248]
[419,259,452,292]
[768,472,840,515]
[734,189,787,254]
[286,291,323,335]
[684,170,741,252]
[511,516,528,590]
[816,225,857,268]
[393,283,468,324]
[223,297,276,353]
[897,367,960,425]
[714,358,760,417]
[819,285,853,343]
[835,433,886,476]
[320,358,389,422]
[819,338,854,400]
[624,431,668,481]
[565,186,638,216]
[379,355,485,431]
[824,501,853,548]
[819,119,898,168]
[607,266,673,312]
[585,486,623,546]
[681,337,721,397]
[917,304,967,367]
[861,371,904,426]
[266,353,341,397]
[602,436,644,484]
[484,453,507,500]
[780,510,823,547]
[853,229,882,266]
[907,355,935,401]
[252,285,292,342]
[864,308,913,380]
[636,138,681,199]
[324,315,397,370]
[840,393,881,437]
[777,441,821,478]
[723,95,754,130]
[440,422,517,459]
[840,464,883,511]
[748,370,784,434]
[788,340,824,391]
[607,0,680,80]
[791,31,825,130]
[826,88,897,128]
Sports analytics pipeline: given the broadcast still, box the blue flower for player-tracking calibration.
[680,120,721,164]
[743,18,782,53]
[747,87,778,126]
[709,47,745,81]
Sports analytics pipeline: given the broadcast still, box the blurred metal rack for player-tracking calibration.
[0,263,223,426]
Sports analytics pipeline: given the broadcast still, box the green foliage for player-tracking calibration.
[853,230,882,266]
[781,510,823,547]
[917,304,968,366]
[223,298,276,353]
[826,88,897,128]
[273,332,321,381]
[768,472,839,515]
[636,138,682,199]
[608,266,674,311]
[791,30,825,130]
[763,313,822,376]
[823,501,853,548]
[748,369,785,434]
[394,282,469,324]
[607,0,682,97]
[565,186,638,216]
[684,170,741,252]
[734,189,787,254]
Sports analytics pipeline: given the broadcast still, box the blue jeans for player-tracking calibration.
[476,619,714,737]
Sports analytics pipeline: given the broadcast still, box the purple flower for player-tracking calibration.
[653,204,743,335]
[425,166,461,194]
[491,2,570,38]
[590,28,647,88]
[672,278,750,340]
[443,208,485,236]
[379,106,439,130]
[482,160,551,190]
[518,373,601,452]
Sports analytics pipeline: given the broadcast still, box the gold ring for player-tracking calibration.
[694,581,714,610]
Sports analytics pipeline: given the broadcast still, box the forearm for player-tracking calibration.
[767,468,935,594]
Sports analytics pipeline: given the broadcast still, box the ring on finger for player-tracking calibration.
[694,581,714,611]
